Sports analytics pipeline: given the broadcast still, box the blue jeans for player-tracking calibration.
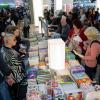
[0,81,11,100]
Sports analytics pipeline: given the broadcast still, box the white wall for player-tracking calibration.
[54,0,63,11]
[33,0,43,26]
[15,0,23,7]
[63,0,73,14]
[96,0,100,13]
[43,0,51,10]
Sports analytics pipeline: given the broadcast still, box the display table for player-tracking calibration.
[26,37,100,100]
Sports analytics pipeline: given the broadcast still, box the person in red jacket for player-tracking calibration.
[66,19,88,53]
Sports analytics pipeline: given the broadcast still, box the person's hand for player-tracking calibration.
[74,46,82,54]
[19,49,26,54]
[73,50,78,55]
[6,74,15,86]
[65,39,70,46]
[6,77,15,86]
[48,24,52,28]
[73,50,84,59]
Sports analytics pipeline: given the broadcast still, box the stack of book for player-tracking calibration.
[39,62,47,70]
[53,86,64,100]
[38,40,48,61]
[37,70,51,84]
[27,67,38,79]
[28,45,38,57]
[28,56,39,67]
[56,75,78,92]
[71,65,92,86]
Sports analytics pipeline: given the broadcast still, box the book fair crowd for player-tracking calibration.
[0,6,100,100]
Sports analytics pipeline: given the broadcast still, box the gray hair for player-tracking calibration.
[4,33,14,44]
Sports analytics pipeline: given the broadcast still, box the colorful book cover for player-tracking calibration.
[64,89,82,100]
[57,75,74,84]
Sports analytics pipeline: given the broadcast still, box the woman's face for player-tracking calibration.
[92,10,95,14]
[9,35,17,47]
[14,29,20,37]
[80,9,83,14]
[89,9,92,13]
[73,24,78,30]
[60,16,67,26]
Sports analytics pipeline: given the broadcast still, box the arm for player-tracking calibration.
[73,43,99,61]
[73,50,84,58]
[82,43,98,61]
[0,54,12,76]
[61,25,70,39]
[56,24,61,34]
[65,37,70,45]
[65,28,74,45]
[83,40,89,50]
[0,54,15,86]
[9,53,25,81]
[9,54,22,73]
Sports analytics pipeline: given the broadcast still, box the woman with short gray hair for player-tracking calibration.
[1,33,27,100]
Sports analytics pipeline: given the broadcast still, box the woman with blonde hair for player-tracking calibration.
[73,27,100,81]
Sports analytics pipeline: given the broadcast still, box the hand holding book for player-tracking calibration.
[73,50,84,59]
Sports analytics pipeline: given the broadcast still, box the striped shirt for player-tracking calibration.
[1,46,25,83]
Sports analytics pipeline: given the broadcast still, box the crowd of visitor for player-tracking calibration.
[0,5,100,100]
[44,7,100,84]
[0,7,30,100]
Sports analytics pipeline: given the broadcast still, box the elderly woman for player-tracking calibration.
[5,25,22,52]
[5,25,30,53]
[1,33,27,100]
[73,27,100,81]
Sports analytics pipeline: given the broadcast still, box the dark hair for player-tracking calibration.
[73,19,83,29]
[61,15,68,23]
[50,13,54,17]
[5,25,19,34]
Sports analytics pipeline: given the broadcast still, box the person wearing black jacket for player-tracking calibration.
[0,53,14,100]
[56,15,70,41]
